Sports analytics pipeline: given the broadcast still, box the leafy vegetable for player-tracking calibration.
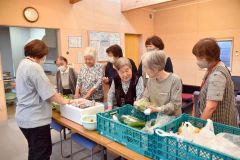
[134,99,151,111]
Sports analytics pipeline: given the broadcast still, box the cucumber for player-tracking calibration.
[125,120,145,127]
[121,115,145,127]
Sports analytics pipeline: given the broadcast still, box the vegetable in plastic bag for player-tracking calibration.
[134,99,151,111]
[120,115,145,128]
[142,113,175,134]
[178,122,201,141]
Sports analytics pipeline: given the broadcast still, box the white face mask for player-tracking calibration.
[40,56,46,65]
[146,48,157,52]
[108,57,115,63]
[58,66,66,72]
[197,59,209,69]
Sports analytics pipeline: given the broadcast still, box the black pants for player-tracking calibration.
[20,124,52,160]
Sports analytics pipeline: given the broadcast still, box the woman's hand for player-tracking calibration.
[69,98,86,105]
[147,105,161,113]
[105,106,113,111]
[74,88,81,99]
[50,93,70,105]
[133,101,139,109]
[102,77,109,84]
[74,93,80,99]
[83,87,96,99]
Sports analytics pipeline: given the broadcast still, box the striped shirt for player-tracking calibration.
[198,62,238,126]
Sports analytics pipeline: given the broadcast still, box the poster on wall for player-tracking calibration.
[68,36,82,48]
[88,31,121,61]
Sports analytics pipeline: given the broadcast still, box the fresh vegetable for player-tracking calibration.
[178,123,201,135]
[134,99,151,111]
[51,102,59,109]
[120,115,145,127]
[63,95,72,100]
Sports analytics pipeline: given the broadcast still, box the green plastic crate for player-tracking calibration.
[97,104,158,158]
[152,114,240,160]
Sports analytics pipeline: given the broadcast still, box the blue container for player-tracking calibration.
[152,114,240,160]
[97,104,158,158]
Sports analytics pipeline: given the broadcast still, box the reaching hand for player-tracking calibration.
[74,93,80,99]
[102,77,109,84]
[147,105,160,113]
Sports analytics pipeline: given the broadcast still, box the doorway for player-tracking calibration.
[124,34,142,66]
[0,26,59,120]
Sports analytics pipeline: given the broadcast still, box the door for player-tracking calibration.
[125,34,141,66]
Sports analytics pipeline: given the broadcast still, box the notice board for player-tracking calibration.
[88,31,121,61]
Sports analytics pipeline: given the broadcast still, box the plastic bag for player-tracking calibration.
[193,119,240,158]
[180,122,200,141]
[141,113,175,134]
[155,129,183,142]
[216,132,240,148]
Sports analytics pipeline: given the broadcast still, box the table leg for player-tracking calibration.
[103,147,107,160]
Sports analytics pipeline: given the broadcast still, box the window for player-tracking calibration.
[217,40,233,68]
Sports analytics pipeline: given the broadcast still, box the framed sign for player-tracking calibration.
[68,36,82,48]
[88,31,121,61]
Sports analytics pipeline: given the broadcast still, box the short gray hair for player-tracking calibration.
[83,47,96,58]
[114,57,132,70]
[142,50,166,71]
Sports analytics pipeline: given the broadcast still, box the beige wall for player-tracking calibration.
[154,0,240,85]
[0,0,154,120]
[0,0,154,71]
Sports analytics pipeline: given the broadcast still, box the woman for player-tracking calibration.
[56,56,77,95]
[75,47,104,101]
[16,40,77,160]
[102,44,137,86]
[135,50,182,116]
[192,38,238,126]
[107,57,144,110]
[138,36,173,86]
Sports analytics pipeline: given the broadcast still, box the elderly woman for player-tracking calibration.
[107,57,144,110]
[192,38,238,126]
[75,47,104,101]
[135,50,182,116]
[16,40,76,160]
[56,56,77,95]
[102,44,137,86]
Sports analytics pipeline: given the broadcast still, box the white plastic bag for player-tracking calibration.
[193,119,217,148]
[181,122,196,141]
[217,132,240,148]
[193,119,240,158]
[142,113,175,134]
